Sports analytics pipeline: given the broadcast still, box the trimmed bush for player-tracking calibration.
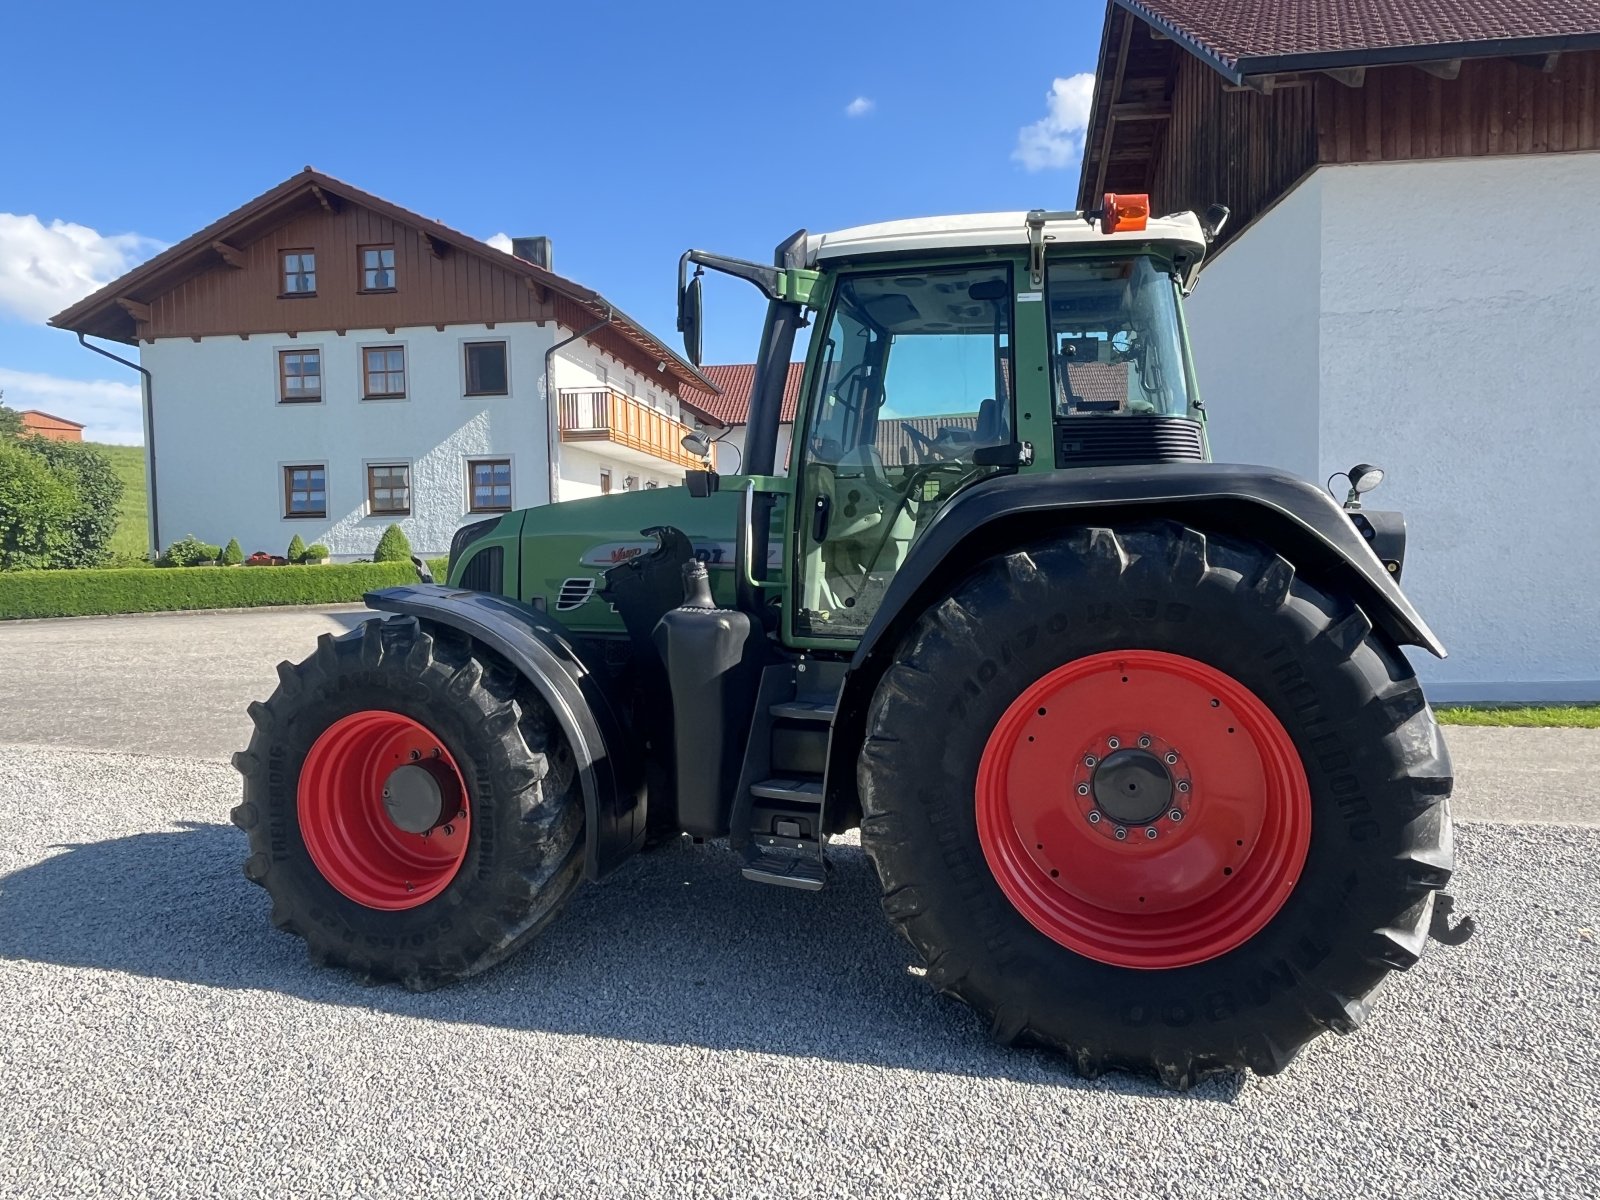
[303,542,330,563]
[21,438,124,568]
[221,538,244,566]
[426,555,450,580]
[373,523,412,563]
[0,442,77,570]
[286,533,308,564]
[160,533,220,567]
[0,562,417,620]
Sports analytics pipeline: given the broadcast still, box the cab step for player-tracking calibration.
[741,853,827,891]
[750,777,824,805]
[769,698,836,722]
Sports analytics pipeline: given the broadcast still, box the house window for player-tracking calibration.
[599,467,612,495]
[367,463,411,515]
[278,350,321,403]
[361,245,396,291]
[468,458,512,512]
[282,250,316,295]
[363,346,406,398]
[283,464,326,518]
[465,341,509,396]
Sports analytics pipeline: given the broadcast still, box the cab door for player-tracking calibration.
[788,259,1022,645]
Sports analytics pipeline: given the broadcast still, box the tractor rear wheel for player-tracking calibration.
[858,521,1453,1087]
[231,616,583,989]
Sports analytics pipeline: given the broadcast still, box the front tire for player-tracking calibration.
[231,616,584,989]
[858,522,1453,1087]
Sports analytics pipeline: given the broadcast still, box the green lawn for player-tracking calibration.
[88,442,148,562]
[1436,706,1600,728]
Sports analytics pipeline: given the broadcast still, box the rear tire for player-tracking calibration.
[231,616,584,989]
[858,522,1453,1087]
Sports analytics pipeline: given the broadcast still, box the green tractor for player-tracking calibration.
[235,196,1460,1087]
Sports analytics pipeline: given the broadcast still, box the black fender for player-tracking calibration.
[824,464,1446,826]
[365,583,645,882]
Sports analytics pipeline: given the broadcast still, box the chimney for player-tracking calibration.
[511,236,552,270]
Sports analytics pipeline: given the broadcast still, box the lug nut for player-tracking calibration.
[1114,826,1128,841]
[1145,827,1158,840]
[409,749,421,761]
[1139,736,1151,748]
[1107,737,1121,749]
[1087,811,1102,824]
[1169,809,1184,823]
[1165,752,1179,765]
[1076,783,1091,796]
[1177,780,1191,793]
[1084,754,1098,767]
[443,823,455,836]
[431,747,441,758]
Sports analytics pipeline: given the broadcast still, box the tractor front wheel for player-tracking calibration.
[232,616,584,989]
[858,522,1454,1087]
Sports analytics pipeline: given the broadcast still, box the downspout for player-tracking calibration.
[76,333,159,554]
[542,307,613,506]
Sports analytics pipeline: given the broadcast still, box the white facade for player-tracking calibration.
[1188,154,1600,701]
[144,319,715,558]
[709,422,795,477]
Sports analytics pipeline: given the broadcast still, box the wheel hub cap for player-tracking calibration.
[382,763,452,834]
[1091,748,1172,826]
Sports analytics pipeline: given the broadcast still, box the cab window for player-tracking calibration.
[796,262,1015,639]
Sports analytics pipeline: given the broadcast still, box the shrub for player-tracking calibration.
[161,533,219,567]
[221,538,244,566]
[0,561,418,620]
[426,555,450,580]
[373,523,412,563]
[21,439,124,568]
[0,442,77,569]
[303,542,330,563]
[287,533,308,563]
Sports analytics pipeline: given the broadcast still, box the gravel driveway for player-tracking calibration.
[0,607,1596,1197]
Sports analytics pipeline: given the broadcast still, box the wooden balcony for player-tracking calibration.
[557,387,703,470]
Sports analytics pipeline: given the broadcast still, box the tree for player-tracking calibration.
[221,538,244,566]
[0,442,76,569]
[0,390,22,439]
[374,523,412,563]
[19,439,124,568]
[287,533,307,564]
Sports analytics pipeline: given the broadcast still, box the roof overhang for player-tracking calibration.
[47,168,718,396]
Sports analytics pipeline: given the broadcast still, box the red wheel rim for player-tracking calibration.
[297,710,470,910]
[976,650,1311,969]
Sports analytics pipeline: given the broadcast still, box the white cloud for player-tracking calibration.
[0,214,165,324]
[0,367,143,444]
[845,96,874,118]
[484,232,514,253]
[1013,73,1097,171]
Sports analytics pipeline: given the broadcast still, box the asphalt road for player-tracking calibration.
[0,606,1597,1196]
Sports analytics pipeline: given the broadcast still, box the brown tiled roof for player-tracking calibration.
[687,362,806,426]
[48,168,718,396]
[18,410,85,429]
[1120,0,1600,79]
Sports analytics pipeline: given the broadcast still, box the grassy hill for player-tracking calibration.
[88,443,148,561]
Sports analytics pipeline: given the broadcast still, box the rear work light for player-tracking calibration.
[1102,193,1149,234]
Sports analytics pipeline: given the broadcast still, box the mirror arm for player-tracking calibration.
[684,249,785,301]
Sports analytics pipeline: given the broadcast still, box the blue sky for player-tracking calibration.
[0,0,1102,441]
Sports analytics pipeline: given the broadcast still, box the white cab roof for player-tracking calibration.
[806,210,1208,264]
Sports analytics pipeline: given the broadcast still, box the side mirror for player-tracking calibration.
[677,271,704,367]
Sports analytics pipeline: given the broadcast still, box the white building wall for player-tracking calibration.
[144,319,711,558]
[1187,155,1600,701]
[712,422,794,476]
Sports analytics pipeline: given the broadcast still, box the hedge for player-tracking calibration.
[0,561,418,620]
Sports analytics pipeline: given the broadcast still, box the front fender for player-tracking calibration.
[365,584,645,881]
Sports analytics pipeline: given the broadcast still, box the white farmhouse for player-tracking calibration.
[51,169,726,560]
[1079,0,1600,702]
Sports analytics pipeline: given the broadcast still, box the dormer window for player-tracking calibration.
[361,245,396,291]
[282,250,316,296]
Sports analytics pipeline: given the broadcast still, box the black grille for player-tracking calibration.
[458,545,503,593]
[1054,416,1206,468]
